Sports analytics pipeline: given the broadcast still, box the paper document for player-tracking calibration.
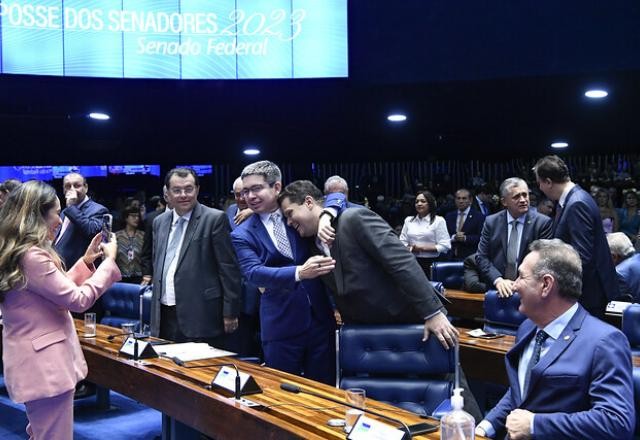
[154,342,236,362]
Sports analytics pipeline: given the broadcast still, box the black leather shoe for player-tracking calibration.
[73,382,96,399]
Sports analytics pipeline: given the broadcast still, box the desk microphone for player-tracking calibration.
[171,359,241,400]
[107,332,149,342]
[280,383,415,437]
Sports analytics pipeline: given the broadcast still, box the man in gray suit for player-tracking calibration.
[150,168,241,346]
[278,180,458,348]
[476,178,553,297]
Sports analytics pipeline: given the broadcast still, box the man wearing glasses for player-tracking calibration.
[150,167,242,347]
[231,160,336,385]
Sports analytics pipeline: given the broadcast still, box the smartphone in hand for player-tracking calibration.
[101,214,113,243]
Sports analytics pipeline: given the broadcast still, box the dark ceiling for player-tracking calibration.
[1,0,639,166]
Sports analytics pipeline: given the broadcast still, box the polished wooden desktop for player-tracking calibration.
[76,321,451,440]
[445,288,623,328]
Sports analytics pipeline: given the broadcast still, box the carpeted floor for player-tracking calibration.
[0,377,161,439]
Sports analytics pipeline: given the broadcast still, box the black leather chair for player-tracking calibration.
[483,290,526,336]
[337,324,454,417]
[622,303,640,356]
[431,261,464,289]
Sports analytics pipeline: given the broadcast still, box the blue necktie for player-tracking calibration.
[523,330,549,395]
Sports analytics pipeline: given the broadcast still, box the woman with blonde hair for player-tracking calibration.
[0,180,120,439]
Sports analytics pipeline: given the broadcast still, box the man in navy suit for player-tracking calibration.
[476,178,552,297]
[54,172,108,267]
[231,161,336,384]
[533,155,619,319]
[476,239,634,439]
[445,188,485,259]
[606,232,640,302]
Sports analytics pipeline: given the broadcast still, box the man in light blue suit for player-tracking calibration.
[476,177,552,297]
[476,239,634,440]
[231,161,336,384]
[534,155,619,319]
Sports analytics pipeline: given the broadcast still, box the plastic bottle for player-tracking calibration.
[440,388,475,440]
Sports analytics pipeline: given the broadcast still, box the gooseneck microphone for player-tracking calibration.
[171,359,242,400]
[107,332,149,341]
[280,383,413,436]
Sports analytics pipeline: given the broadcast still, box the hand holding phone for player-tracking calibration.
[101,214,113,243]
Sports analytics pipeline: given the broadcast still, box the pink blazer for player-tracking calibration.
[0,247,121,403]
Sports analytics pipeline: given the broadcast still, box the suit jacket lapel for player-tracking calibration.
[285,223,300,262]
[506,323,536,404]
[251,214,278,255]
[331,217,345,295]
[157,212,173,276]
[500,211,508,257]
[518,212,533,260]
[522,306,586,403]
[176,203,201,268]
[554,185,578,232]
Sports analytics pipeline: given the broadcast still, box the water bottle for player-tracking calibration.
[440,388,475,440]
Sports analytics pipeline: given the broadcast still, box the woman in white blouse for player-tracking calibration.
[399,190,451,278]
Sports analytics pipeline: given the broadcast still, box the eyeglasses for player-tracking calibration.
[169,186,196,196]
[240,183,274,197]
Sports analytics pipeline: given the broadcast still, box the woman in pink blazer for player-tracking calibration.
[0,180,121,440]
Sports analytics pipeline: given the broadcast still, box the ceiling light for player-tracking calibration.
[550,142,569,149]
[584,90,608,99]
[243,148,260,156]
[387,114,407,122]
[88,112,110,120]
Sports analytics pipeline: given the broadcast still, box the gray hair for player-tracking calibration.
[528,239,582,300]
[232,177,243,192]
[607,232,635,259]
[324,175,349,195]
[241,160,281,185]
[499,177,528,198]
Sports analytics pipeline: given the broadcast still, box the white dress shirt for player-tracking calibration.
[399,214,451,258]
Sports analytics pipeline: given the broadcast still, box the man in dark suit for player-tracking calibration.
[533,155,619,319]
[476,239,634,439]
[607,232,640,302]
[445,188,485,260]
[279,180,482,420]
[140,190,169,286]
[231,161,336,384]
[476,178,553,297]
[279,180,458,347]
[150,168,241,347]
[54,172,108,267]
[472,185,496,217]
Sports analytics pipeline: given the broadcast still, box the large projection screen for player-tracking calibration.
[0,0,348,79]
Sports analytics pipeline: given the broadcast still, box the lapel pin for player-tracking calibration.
[563,335,570,341]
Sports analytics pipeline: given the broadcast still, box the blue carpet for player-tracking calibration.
[0,377,161,439]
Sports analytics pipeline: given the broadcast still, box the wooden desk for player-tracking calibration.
[445,289,622,328]
[444,289,484,326]
[78,322,448,440]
